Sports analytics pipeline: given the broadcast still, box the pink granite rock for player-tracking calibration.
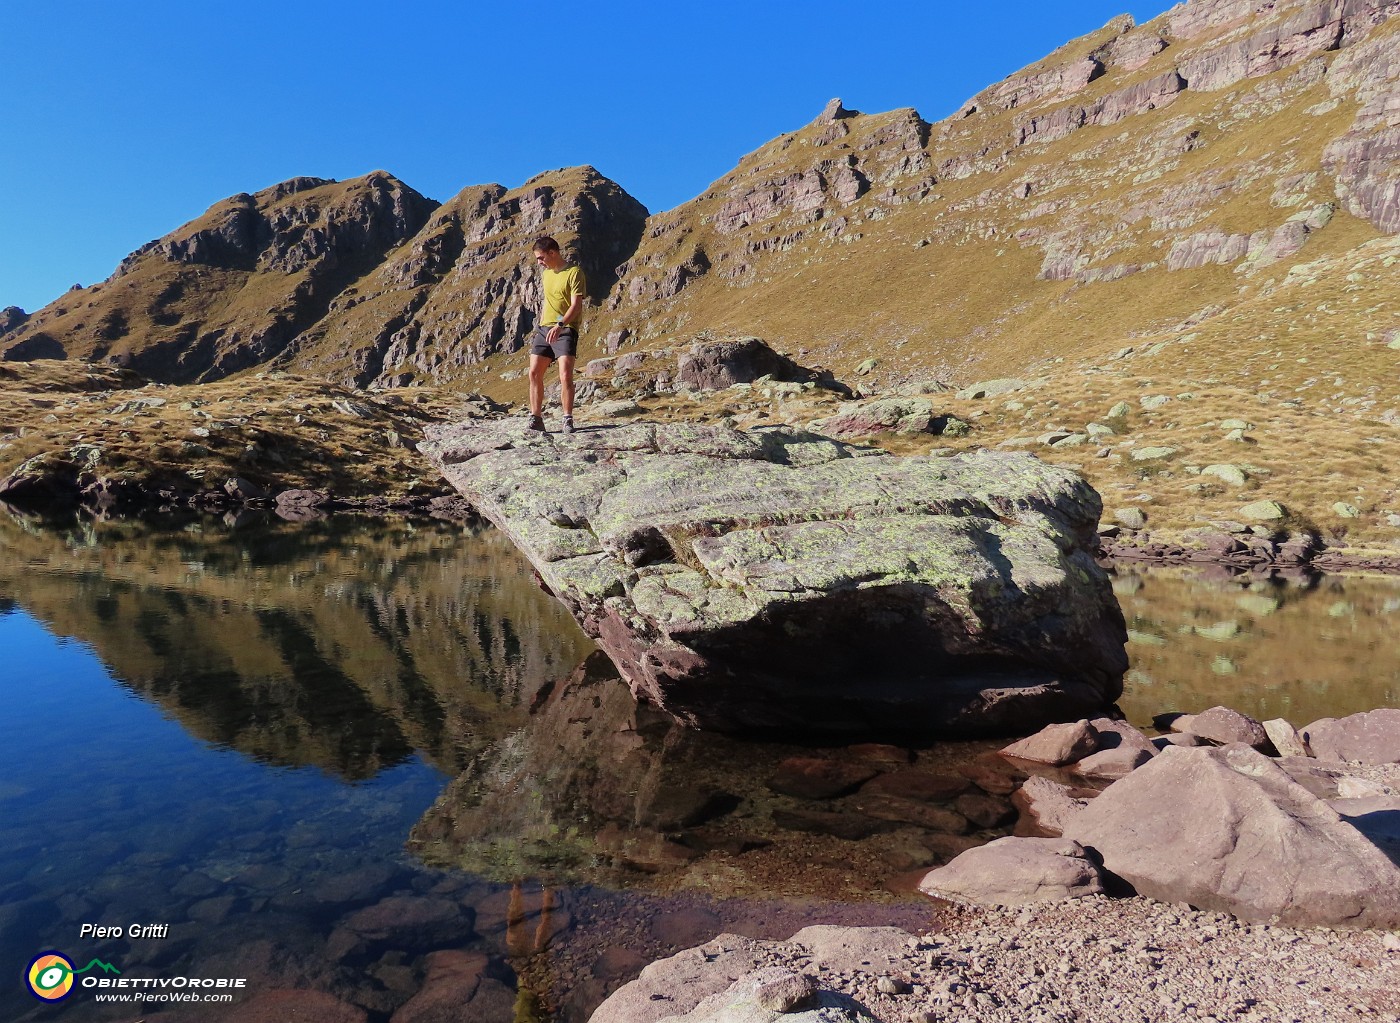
[918,836,1105,907]
[1001,720,1101,766]
[1303,709,1400,765]
[1183,706,1271,749]
[1012,776,1092,837]
[1075,744,1154,780]
[1069,744,1400,927]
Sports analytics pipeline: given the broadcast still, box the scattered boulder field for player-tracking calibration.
[4,331,1399,571]
[932,706,1400,928]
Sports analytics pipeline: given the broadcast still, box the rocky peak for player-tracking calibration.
[0,306,28,337]
[144,192,262,272]
[111,173,438,279]
[261,176,334,202]
[288,165,648,387]
[816,97,858,122]
[6,172,440,383]
[600,100,931,330]
[4,0,1397,396]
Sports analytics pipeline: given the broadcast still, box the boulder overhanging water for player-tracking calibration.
[421,419,1128,737]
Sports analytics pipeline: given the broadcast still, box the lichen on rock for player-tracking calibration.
[422,418,1128,738]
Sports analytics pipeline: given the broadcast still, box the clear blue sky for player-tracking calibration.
[1,0,1175,313]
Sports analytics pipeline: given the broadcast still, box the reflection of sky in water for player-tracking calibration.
[1115,569,1400,728]
[0,606,446,864]
[0,607,448,1022]
[0,516,603,1021]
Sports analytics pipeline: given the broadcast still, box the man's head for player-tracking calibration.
[532,236,564,270]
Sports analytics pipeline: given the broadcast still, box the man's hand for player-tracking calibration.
[553,294,584,342]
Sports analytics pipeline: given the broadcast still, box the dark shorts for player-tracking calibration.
[528,325,578,361]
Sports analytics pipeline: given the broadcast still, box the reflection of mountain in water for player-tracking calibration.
[0,511,598,779]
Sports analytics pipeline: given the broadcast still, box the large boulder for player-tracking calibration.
[421,420,1127,737]
[1302,709,1400,765]
[675,336,806,391]
[917,836,1105,907]
[589,928,913,1023]
[0,453,80,507]
[1068,744,1400,927]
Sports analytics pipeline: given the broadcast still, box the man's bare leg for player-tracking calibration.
[528,354,550,415]
[528,353,551,428]
[558,356,576,417]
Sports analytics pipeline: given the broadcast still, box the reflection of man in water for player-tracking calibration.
[526,236,586,434]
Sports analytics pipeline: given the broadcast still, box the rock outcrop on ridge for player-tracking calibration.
[587,0,1400,378]
[420,418,1127,736]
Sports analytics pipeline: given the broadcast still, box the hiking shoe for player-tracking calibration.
[561,416,575,434]
[527,415,545,432]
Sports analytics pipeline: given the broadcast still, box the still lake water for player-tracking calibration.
[2,512,1398,1021]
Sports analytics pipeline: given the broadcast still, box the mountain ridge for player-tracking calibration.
[2,0,1397,397]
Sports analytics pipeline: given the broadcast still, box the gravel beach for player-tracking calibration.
[592,894,1400,1023]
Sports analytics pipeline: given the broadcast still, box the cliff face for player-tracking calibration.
[2,0,1396,390]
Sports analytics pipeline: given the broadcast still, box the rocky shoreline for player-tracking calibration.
[4,339,1398,1022]
[588,705,1400,1022]
[4,339,1399,574]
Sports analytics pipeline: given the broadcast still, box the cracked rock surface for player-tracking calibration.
[422,418,1127,737]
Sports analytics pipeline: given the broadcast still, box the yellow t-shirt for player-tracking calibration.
[543,265,587,327]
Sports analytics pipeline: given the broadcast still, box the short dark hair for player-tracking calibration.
[532,236,560,254]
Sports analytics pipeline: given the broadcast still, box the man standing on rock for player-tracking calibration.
[527,236,586,434]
